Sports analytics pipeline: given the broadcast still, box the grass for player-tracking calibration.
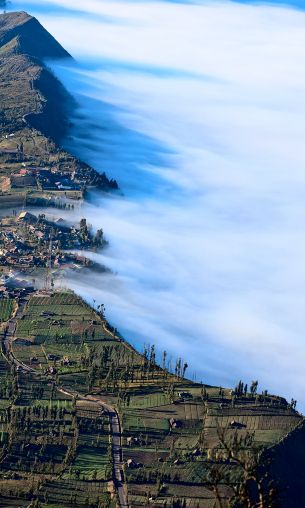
[2,290,302,508]
[71,445,111,481]
[41,478,110,507]
[128,391,171,409]
[16,304,107,344]
[12,344,47,367]
[30,399,72,409]
[0,299,13,322]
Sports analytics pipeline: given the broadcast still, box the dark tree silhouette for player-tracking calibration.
[205,423,279,508]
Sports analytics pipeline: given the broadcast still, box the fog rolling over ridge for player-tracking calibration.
[9,0,305,405]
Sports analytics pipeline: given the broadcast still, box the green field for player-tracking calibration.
[1,290,302,507]
[0,298,13,322]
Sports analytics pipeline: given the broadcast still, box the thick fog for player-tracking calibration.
[9,0,305,406]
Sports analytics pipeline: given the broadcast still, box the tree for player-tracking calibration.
[162,350,167,370]
[94,228,104,246]
[205,423,279,508]
[250,381,258,395]
[78,217,90,244]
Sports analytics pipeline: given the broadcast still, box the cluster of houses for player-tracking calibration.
[9,167,82,193]
[0,211,96,272]
[35,169,81,192]
[0,220,43,268]
[0,273,33,299]
[0,213,50,268]
[31,355,72,369]
[10,171,36,189]
[0,128,118,204]
[0,148,22,164]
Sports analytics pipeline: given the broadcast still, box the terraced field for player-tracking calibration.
[0,352,13,402]
[0,298,14,322]
[1,290,304,507]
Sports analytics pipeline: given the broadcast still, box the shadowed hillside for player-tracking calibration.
[0,9,304,508]
[0,11,118,192]
[262,419,305,507]
[0,11,71,59]
[0,11,72,142]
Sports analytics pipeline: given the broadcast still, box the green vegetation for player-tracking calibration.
[0,299,13,322]
[0,294,117,507]
[0,9,304,507]
[1,290,299,507]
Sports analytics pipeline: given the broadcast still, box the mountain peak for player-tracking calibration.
[0,11,71,60]
[0,11,32,30]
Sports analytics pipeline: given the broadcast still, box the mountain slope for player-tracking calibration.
[0,11,71,142]
[0,10,304,508]
[0,11,71,59]
[0,10,118,196]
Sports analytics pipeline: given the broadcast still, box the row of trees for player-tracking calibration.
[235,380,258,397]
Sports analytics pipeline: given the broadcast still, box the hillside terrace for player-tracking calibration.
[0,127,118,207]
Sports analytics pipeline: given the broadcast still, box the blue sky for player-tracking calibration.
[9,0,305,13]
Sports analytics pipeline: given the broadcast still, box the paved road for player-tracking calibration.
[88,396,128,508]
[2,297,32,372]
[1,298,129,508]
[59,389,129,508]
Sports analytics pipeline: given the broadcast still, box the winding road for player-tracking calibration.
[1,298,129,508]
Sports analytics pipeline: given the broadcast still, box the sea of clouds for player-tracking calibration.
[9,0,305,406]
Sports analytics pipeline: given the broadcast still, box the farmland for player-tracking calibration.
[0,9,304,506]
[0,299,14,323]
[0,289,300,507]
[0,368,114,506]
[0,292,118,507]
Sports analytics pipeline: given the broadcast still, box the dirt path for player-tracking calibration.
[2,295,32,372]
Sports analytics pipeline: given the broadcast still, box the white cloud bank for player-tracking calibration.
[10,0,305,407]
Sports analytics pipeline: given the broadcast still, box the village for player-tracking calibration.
[0,209,107,290]
[0,140,81,200]
[0,127,118,209]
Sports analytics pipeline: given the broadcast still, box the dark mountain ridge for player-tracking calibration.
[0,11,72,142]
[0,10,304,508]
[0,11,71,59]
[0,11,117,190]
